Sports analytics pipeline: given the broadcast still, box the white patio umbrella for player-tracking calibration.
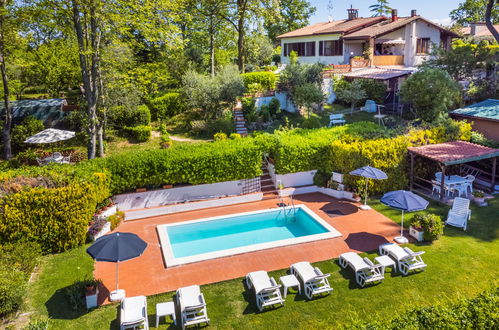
[24,128,75,144]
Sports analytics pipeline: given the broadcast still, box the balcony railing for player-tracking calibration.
[373,55,404,66]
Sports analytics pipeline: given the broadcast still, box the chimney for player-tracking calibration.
[470,22,487,36]
[347,6,359,20]
[391,9,398,22]
[411,9,417,17]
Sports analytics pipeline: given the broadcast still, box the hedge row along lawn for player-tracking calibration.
[26,198,498,329]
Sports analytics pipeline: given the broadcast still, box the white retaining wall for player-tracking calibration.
[125,193,264,221]
[267,162,317,188]
[114,180,245,211]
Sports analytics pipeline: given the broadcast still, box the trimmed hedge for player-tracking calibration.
[271,122,386,174]
[149,92,186,121]
[89,138,263,194]
[241,72,276,91]
[352,287,498,329]
[122,125,152,143]
[107,104,151,128]
[0,170,109,252]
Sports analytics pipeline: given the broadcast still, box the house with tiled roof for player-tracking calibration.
[461,22,499,40]
[278,8,458,68]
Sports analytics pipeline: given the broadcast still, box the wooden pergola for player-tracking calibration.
[408,141,499,200]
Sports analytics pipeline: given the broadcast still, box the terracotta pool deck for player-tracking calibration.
[95,193,401,304]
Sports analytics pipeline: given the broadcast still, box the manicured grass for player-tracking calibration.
[27,198,499,329]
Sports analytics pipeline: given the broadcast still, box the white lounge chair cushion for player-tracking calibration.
[121,296,147,325]
[178,285,203,308]
[340,252,370,272]
[247,271,275,293]
[291,261,319,283]
[381,243,408,261]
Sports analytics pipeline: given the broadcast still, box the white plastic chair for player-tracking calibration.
[379,243,427,275]
[339,252,384,287]
[176,285,209,330]
[290,261,332,299]
[463,175,475,194]
[431,180,442,196]
[246,271,284,311]
[328,114,346,127]
[445,197,471,231]
[120,295,149,330]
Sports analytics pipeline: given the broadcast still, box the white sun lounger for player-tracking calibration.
[246,270,284,311]
[339,252,385,287]
[445,197,471,231]
[379,243,427,275]
[120,295,149,330]
[290,261,332,299]
[176,285,210,330]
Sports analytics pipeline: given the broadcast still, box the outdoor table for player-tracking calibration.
[280,274,300,298]
[374,255,396,273]
[156,301,176,327]
[440,175,468,197]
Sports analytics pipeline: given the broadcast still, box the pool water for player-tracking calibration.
[166,207,329,258]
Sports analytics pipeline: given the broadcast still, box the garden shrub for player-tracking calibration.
[0,241,41,275]
[0,266,27,317]
[0,170,109,252]
[410,213,444,241]
[301,114,322,129]
[230,133,242,139]
[358,79,387,104]
[109,211,124,230]
[241,72,276,91]
[107,104,151,128]
[121,125,152,143]
[259,105,271,122]
[213,132,228,141]
[149,92,186,121]
[268,98,281,116]
[5,116,45,154]
[352,287,499,329]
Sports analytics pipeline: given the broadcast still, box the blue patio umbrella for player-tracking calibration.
[350,166,388,210]
[87,232,147,300]
[380,190,429,244]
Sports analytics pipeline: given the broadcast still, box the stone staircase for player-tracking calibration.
[260,162,278,199]
[233,101,248,136]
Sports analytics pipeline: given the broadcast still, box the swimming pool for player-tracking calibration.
[157,205,341,266]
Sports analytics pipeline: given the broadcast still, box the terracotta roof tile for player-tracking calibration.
[408,141,499,165]
[461,25,499,36]
[277,17,386,38]
[344,17,417,39]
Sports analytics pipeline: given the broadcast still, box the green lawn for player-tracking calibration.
[26,198,499,329]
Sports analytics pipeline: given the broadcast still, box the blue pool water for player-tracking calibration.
[166,208,329,258]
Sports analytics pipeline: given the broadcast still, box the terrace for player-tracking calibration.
[94,193,400,302]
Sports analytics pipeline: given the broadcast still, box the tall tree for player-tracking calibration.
[264,0,316,43]
[486,0,499,42]
[450,0,499,25]
[0,0,16,159]
[369,0,391,17]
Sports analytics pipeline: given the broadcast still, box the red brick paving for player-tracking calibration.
[94,193,401,304]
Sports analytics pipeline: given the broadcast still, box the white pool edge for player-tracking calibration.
[157,204,342,267]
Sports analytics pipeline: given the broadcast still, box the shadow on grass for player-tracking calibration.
[45,282,94,320]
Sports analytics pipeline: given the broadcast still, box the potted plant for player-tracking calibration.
[410,213,444,242]
[472,191,485,204]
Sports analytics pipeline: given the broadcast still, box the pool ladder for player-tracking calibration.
[277,194,296,222]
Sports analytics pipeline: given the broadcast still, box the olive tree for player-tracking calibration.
[336,79,367,114]
[401,68,461,122]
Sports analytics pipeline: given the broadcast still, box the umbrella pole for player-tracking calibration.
[364,178,368,206]
[400,210,404,237]
[116,262,119,292]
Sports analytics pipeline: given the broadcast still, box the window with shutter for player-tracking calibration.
[319,41,323,56]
